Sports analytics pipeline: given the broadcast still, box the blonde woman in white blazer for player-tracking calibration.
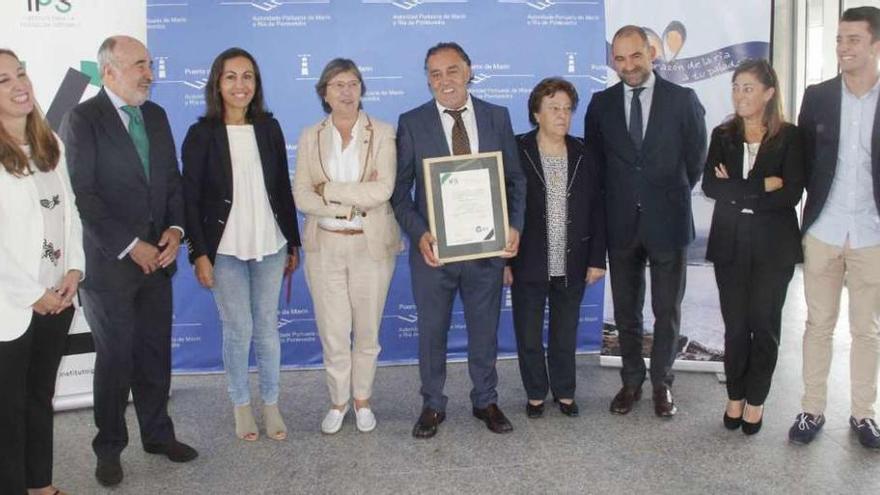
[294,58,401,434]
[0,49,84,495]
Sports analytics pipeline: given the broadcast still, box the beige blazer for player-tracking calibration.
[293,112,402,260]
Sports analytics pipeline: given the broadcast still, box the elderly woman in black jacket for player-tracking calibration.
[505,77,606,418]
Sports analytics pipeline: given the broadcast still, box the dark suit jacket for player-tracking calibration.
[798,75,880,233]
[510,130,606,282]
[181,116,301,264]
[60,89,185,288]
[584,72,707,252]
[701,123,805,266]
[392,96,526,251]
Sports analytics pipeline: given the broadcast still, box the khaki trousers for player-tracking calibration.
[304,229,395,406]
[802,234,880,420]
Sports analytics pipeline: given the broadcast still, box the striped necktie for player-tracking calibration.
[444,108,471,155]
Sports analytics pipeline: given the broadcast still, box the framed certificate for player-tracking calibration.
[423,151,509,263]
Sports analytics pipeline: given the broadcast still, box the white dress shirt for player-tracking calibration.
[319,117,365,230]
[217,125,287,260]
[623,71,656,137]
[436,94,479,155]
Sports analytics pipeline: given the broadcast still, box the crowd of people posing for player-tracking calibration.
[2,6,880,494]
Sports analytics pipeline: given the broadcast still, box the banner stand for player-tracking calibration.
[598,356,724,374]
[600,0,772,373]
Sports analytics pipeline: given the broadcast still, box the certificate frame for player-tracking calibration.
[423,151,509,263]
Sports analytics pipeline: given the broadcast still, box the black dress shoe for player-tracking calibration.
[143,440,199,463]
[473,404,514,434]
[554,398,579,417]
[526,402,545,418]
[412,407,445,439]
[652,385,677,418]
[95,457,123,487]
[723,412,743,430]
[610,385,642,415]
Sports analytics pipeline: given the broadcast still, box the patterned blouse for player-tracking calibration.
[28,153,65,289]
[541,153,568,277]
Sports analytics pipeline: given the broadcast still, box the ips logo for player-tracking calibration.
[27,0,73,13]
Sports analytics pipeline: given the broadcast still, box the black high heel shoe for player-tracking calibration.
[526,402,544,418]
[742,404,764,435]
[553,397,579,417]
[723,400,744,430]
[723,412,743,430]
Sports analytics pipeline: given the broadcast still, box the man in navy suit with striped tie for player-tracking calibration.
[392,42,526,439]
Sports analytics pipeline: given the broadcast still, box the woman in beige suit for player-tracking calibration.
[293,58,400,434]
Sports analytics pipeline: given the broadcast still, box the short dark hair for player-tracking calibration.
[423,41,472,72]
[527,77,579,127]
[315,58,366,114]
[204,47,269,122]
[841,6,880,41]
[612,25,650,48]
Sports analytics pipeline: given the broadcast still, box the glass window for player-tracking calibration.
[844,0,880,10]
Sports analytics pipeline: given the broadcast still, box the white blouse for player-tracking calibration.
[318,118,364,231]
[742,142,760,179]
[216,125,286,261]
[741,142,761,214]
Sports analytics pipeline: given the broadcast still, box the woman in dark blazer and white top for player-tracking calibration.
[702,59,804,435]
[182,48,300,442]
[505,78,606,418]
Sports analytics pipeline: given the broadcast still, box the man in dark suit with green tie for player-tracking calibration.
[60,35,197,487]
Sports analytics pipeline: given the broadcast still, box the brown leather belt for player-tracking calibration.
[319,226,364,236]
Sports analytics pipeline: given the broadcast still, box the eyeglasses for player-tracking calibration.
[544,105,573,114]
[328,80,361,91]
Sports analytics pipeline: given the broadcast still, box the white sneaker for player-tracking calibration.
[321,405,349,434]
[355,406,377,433]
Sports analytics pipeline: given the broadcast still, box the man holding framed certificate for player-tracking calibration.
[392,42,526,438]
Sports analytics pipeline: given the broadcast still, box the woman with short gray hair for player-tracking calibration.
[293,58,401,434]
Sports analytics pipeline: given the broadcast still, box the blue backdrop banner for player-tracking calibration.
[146,0,608,372]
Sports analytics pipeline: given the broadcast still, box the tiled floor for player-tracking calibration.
[51,269,880,494]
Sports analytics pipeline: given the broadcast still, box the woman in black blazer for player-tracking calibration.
[506,78,606,418]
[702,59,804,435]
[181,48,300,442]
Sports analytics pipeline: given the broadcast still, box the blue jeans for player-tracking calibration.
[212,247,286,406]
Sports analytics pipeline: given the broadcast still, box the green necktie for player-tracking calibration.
[121,105,150,181]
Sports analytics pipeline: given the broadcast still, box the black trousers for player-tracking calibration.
[609,241,687,388]
[80,272,176,461]
[0,307,74,494]
[714,218,795,405]
[512,277,586,401]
